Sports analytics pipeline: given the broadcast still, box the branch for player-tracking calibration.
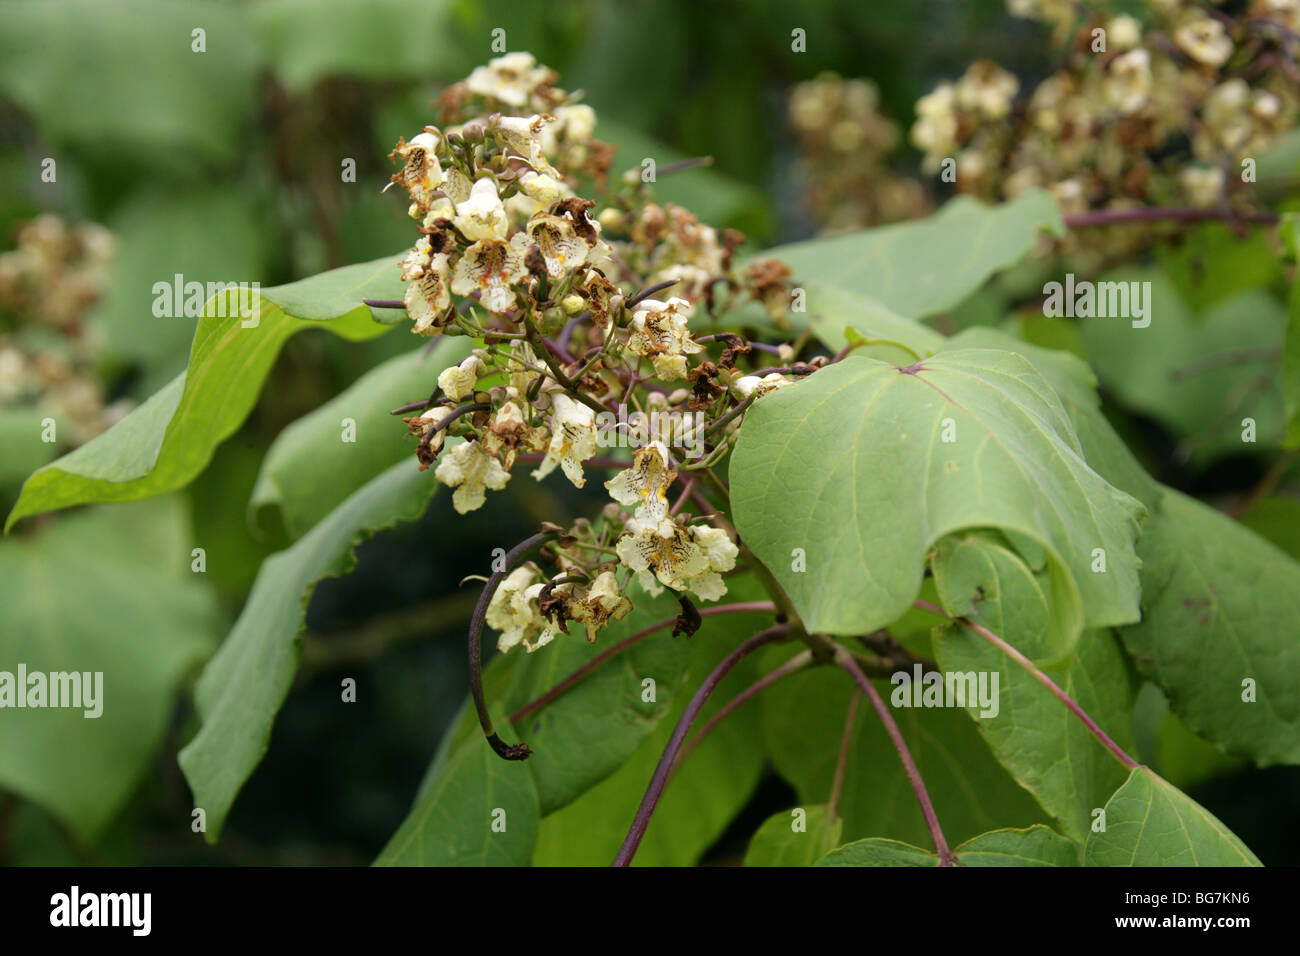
[1064,206,1278,229]
[671,649,813,774]
[827,690,860,822]
[913,600,1140,770]
[612,623,792,866]
[508,601,777,726]
[830,639,957,866]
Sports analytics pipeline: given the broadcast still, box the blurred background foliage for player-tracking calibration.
[0,0,1296,865]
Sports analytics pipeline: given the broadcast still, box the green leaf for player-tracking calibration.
[1084,767,1261,866]
[730,349,1145,649]
[178,457,441,841]
[761,667,1051,849]
[0,0,257,163]
[0,407,58,496]
[530,603,771,866]
[943,327,1160,507]
[95,188,269,374]
[1284,219,1300,447]
[762,191,1064,320]
[251,340,469,539]
[499,581,692,816]
[931,535,1140,842]
[252,0,463,93]
[0,498,219,842]
[374,729,540,866]
[1080,271,1286,464]
[800,282,947,358]
[744,804,842,866]
[1117,486,1300,766]
[1157,223,1281,313]
[6,255,405,532]
[816,826,1078,867]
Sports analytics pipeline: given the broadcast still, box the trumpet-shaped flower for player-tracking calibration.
[403,252,454,335]
[454,177,509,242]
[565,570,634,642]
[437,354,484,402]
[450,233,531,314]
[434,439,510,513]
[604,440,676,522]
[626,296,703,382]
[532,393,598,488]
[527,214,588,278]
[615,517,738,600]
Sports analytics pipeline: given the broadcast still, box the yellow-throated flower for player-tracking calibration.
[626,296,703,382]
[434,439,510,514]
[532,393,599,488]
[450,234,531,314]
[604,440,676,523]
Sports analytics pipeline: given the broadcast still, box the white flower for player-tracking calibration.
[554,103,597,143]
[626,296,703,382]
[955,61,1018,119]
[434,440,510,513]
[437,355,484,402]
[1180,166,1225,208]
[605,440,676,522]
[454,178,509,241]
[732,372,791,401]
[527,213,588,278]
[1174,18,1233,68]
[390,131,443,211]
[533,393,598,488]
[1105,49,1151,115]
[465,52,549,108]
[518,170,565,206]
[450,233,531,314]
[480,400,547,470]
[615,517,738,600]
[486,564,551,653]
[1107,15,1142,50]
[403,252,453,335]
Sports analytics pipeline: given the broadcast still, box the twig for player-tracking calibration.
[912,600,1140,770]
[830,639,957,866]
[612,624,792,866]
[827,691,860,822]
[508,602,778,726]
[1064,206,1279,229]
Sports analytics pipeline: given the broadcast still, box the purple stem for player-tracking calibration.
[831,640,957,866]
[612,623,791,866]
[1064,206,1278,228]
[507,601,776,726]
[912,600,1139,770]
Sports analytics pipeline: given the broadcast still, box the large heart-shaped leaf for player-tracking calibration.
[6,255,405,531]
[731,349,1145,648]
[251,340,469,539]
[1084,767,1261,866]
[179,457,441,841]
[1118,486,1300,766]
[0,497,219,842]
[762,190,1063,320]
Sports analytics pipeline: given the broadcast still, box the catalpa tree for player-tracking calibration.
[4,6,1299,869]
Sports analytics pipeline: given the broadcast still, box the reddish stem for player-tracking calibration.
[912,600,1140,770]
[612,624,791,866]
[507,602,777,726]
[831,640,957,866]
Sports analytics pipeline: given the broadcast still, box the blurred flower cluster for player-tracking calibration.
[911,0,1298,243]
[789,72,931,233]
[386,55,808,653]
[0,214,130,446]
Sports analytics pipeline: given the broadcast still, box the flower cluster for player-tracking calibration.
[788,72,931,233]
[910,1,1299,228]
[0,215,130,446]
[385,56,811,655]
